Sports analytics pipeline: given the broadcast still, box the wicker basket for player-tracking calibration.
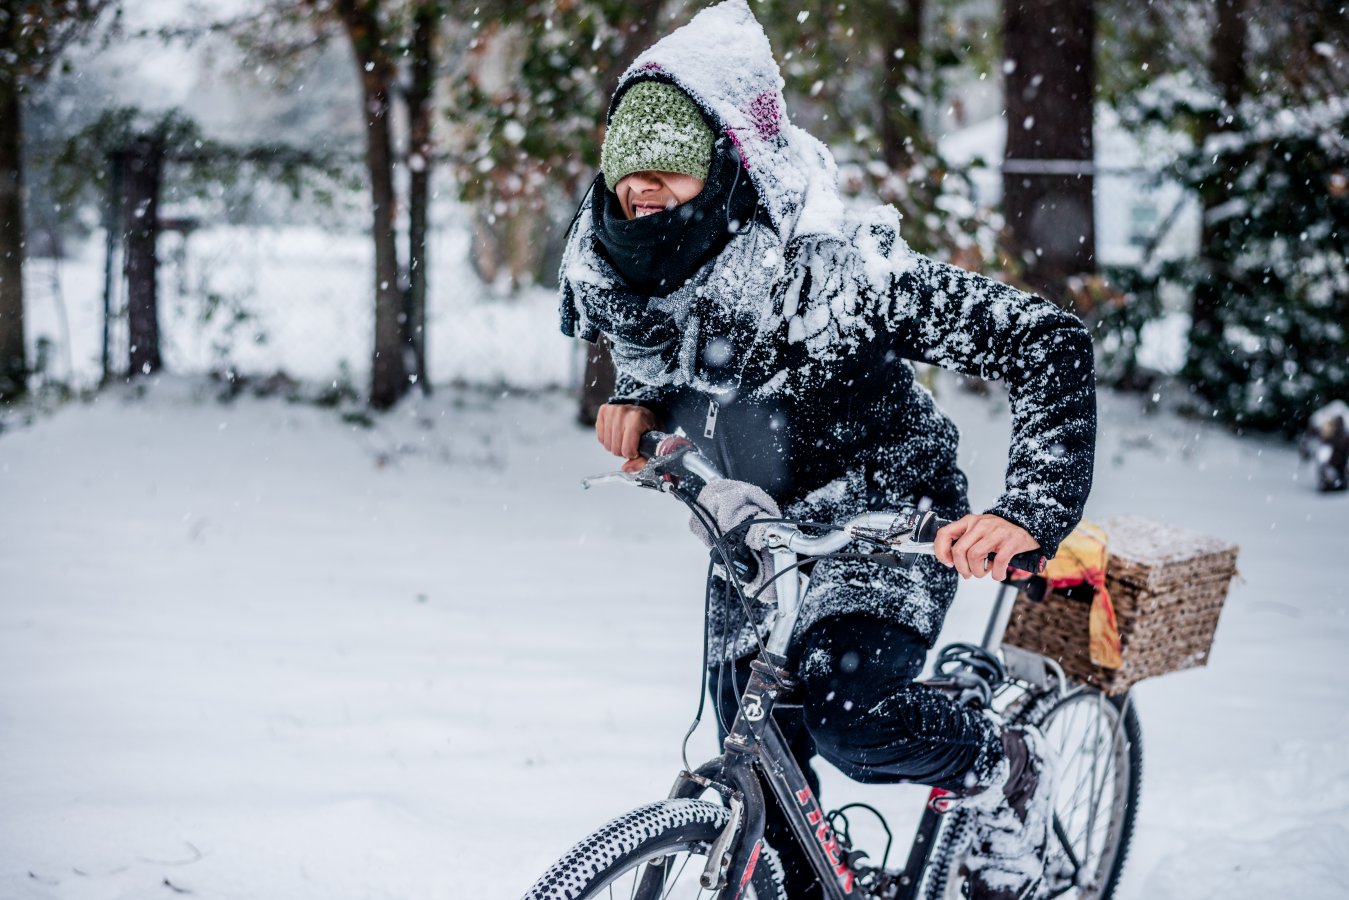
[1002,515,1239,695]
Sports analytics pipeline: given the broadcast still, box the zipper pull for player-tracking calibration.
[704,399,719,439]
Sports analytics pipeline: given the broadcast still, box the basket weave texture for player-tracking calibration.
[1002,515,1239,695]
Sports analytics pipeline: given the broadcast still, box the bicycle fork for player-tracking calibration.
[661,654,863,900]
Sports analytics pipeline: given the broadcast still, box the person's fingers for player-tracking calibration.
[621,456,647,473]
[619,414,642,460]
[605,408,627,457]
[999,527,1035,580]
[933,514,1042,581]
[596,405,662,462]
[595,405,611,449]
[948,517,986,578]
[612,411,632,457]
[964,532,1001,579]
[990,544,1015,582]
[956,518,1001,579]
[934,517,970,567]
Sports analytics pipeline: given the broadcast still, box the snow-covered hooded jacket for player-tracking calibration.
[560,0,1096,659]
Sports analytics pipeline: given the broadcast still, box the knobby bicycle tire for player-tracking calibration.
[922,689,1142,900]
[522,798,786,900]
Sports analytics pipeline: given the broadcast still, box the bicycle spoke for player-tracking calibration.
[1052,812,1081,872]
[1032,688,1134,900]
[1071,755,1116,842]
[1071,760,1119,868]
[1080,694,1105,866]
[1055,698,1080,759]
[1086,725,1125,823]
[1058,736,1102,842]
[661,854,693,900]
[1065,751,1097,809]
[1044,881,1077,899]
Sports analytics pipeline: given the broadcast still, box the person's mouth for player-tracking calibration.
[634,203,665,218]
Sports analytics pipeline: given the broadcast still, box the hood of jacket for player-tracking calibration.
[610,0,845,242]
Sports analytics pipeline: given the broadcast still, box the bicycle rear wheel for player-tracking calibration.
[1029,689,1141,899]
[923,689,1142,900]
[523,798,785,900]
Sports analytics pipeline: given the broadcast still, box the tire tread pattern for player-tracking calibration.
[524,798,783,900]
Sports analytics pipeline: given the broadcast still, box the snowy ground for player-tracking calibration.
[2,377,1347,899]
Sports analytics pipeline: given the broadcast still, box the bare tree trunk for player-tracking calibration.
[335,0,407,410]
[1002,0,1096,302]
[363,75,406,410]
[123,135,163,377]
[875,0,925,172]
[0,74,26,399]
[1188,0,1246,370]
[599,1,666,102]
[406,0,440,394]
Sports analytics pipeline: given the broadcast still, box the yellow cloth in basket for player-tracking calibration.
[1046,521,1122,669]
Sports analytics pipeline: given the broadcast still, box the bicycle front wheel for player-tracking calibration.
[523,798,785,900]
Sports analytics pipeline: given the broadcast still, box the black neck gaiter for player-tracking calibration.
[592,140,760,296]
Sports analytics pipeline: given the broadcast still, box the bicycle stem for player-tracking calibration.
[759,513,912,657]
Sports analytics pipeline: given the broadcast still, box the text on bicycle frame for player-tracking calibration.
[795,786,855,894]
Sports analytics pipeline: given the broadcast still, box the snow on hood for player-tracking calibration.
[612,0,847,242]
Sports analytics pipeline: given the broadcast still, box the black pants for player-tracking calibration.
[708,614,1002,897]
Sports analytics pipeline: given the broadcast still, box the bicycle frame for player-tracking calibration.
[654,523,1033,900]
[664,650,975,900]
[568,438,1132,900]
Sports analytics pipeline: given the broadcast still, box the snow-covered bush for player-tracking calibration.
[1174,96,1349,434]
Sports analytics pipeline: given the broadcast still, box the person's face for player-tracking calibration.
[615,171,705,220]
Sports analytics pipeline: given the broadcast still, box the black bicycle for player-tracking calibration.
[523,433,1141,900]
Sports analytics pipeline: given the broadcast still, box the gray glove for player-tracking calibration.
[688,479,782,603]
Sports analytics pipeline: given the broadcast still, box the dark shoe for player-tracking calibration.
[964,726,1055,900]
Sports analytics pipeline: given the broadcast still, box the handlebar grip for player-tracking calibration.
[637,430,670,459]
[1007,550,1049,576]
[916,513,1048,576]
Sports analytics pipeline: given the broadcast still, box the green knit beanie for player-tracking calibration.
[601,82,715,192]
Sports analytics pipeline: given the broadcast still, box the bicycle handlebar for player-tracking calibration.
[636,430,1047,575]
[638,430,723,484]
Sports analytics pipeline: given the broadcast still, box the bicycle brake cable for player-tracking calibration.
[676,492,748,741]
[673,490,780,738]
[679,554,719,774]
[677,493,772,663]
[672,499,875,747]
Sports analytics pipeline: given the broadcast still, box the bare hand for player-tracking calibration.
[934,513,1040,582]
[595,403,660,473]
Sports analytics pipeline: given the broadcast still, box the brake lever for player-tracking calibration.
[849,514,921,548]
[580,471,647,490]
[581,451,686,491]
[891,538,937,556]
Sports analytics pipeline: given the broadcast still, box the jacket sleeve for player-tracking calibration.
[885,255,1097,557]
[609,369,673,420]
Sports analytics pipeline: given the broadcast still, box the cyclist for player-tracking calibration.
[559,3,1096,898]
